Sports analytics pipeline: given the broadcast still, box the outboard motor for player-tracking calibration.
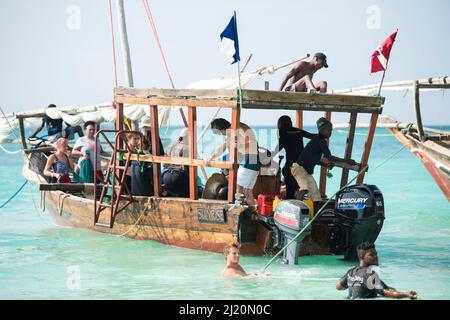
[331,184,385,260]
[273,200,311,265]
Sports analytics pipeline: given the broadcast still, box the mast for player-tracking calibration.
[116,0,134,87]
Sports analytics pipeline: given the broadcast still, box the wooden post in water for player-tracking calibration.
[150,105,162,196]
[188,106,198,200]
[319,111,332,197]
[413,80,425,141]
[228,107,240,203]
[340,112,358,187]
[357,113,378,184]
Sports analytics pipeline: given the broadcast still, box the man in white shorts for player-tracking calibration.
[209,118,260,204]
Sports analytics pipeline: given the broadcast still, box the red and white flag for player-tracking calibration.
[371,30,398,73]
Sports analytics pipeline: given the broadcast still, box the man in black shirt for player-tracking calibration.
[337,242,418,299]
[272,116,316,199]
[291,117,357,201]
[29,104,84,140]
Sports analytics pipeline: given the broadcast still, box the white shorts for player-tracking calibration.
[237,166,259,189]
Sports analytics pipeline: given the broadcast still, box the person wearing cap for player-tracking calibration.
[291,117,358,201]
[279,52,328,93]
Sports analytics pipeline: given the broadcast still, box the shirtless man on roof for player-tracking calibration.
[279,52,328,93]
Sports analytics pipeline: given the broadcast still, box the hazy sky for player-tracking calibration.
[1,0,449,126]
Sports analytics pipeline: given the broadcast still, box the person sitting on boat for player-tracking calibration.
[209,118,260,204]
[71,121,110,182]
[271,115,316,199]
[336,242,418,299]
[29,104,84,141]
[126,120,165,197]
[291,117,357,201]
[162,128,191,197]
[279,52,328,93]
[43,137,76,183]
[221,243,271,278]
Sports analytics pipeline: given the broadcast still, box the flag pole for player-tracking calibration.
[377,28,398,96]
[234,11,243,108]
[377,69,386,96]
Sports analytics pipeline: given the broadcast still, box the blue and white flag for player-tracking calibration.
[218,12,240,65]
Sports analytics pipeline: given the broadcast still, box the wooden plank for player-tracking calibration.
[114,87,237,99]
[114,96,238,108]
[319,112,332,198]
[24,146,55,154]
[16,112,46,119]
[357,113,379,184]
[241,89,385,107]
[188,106,198,200]
[417,84,450,89]
[296,110,303,129]
[241,100,383,114]
[39,183,85,192]
[340,112,358,187]
[228,108,240,203]
[18,118,27,150]
[413,81,425,141]
[125,154,233,169]
[150,105,162,196]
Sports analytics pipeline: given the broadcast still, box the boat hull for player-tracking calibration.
[388,128,450,201]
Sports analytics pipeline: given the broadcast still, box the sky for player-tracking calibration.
[1,0,449,126]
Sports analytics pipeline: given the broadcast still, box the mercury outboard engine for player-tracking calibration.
[327,184,385,260]
[273,200,311,265]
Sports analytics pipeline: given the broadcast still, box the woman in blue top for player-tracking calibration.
[44,138,76,183]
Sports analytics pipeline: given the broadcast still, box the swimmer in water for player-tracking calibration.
[221,243,270,278]
[336,242,418,299]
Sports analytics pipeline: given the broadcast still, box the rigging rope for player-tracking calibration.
[0,180,28,209]
[142,0,175,89]
[141,0,189,128]
[0,144,21,154]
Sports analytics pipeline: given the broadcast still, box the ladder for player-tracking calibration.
[94,130,144,228]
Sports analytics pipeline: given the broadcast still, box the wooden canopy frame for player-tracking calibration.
[113,87,385,203]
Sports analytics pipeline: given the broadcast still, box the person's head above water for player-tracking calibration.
[223,243,241,265]
[211,118,231,135]
[357,242,379,267]
[317,117,333,138]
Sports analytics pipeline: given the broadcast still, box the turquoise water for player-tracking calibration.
[0,126,449,300]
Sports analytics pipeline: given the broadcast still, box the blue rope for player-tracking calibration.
[0,180,29,209]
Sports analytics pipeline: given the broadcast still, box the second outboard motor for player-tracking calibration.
[332,184,385,260]
[273,200,311,265]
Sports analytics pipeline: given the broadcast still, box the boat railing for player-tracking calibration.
[112,87,386,203]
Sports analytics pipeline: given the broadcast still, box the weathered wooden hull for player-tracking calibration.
[388,128,450,202]
[43,189,273,255]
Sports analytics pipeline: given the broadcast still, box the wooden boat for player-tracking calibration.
[17,88,386,260]
[386,77,450,201]
[335,76,450,202]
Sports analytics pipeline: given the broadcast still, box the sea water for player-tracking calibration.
[0,126,449,300]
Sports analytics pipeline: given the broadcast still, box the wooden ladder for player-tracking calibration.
[94,130,143,228]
